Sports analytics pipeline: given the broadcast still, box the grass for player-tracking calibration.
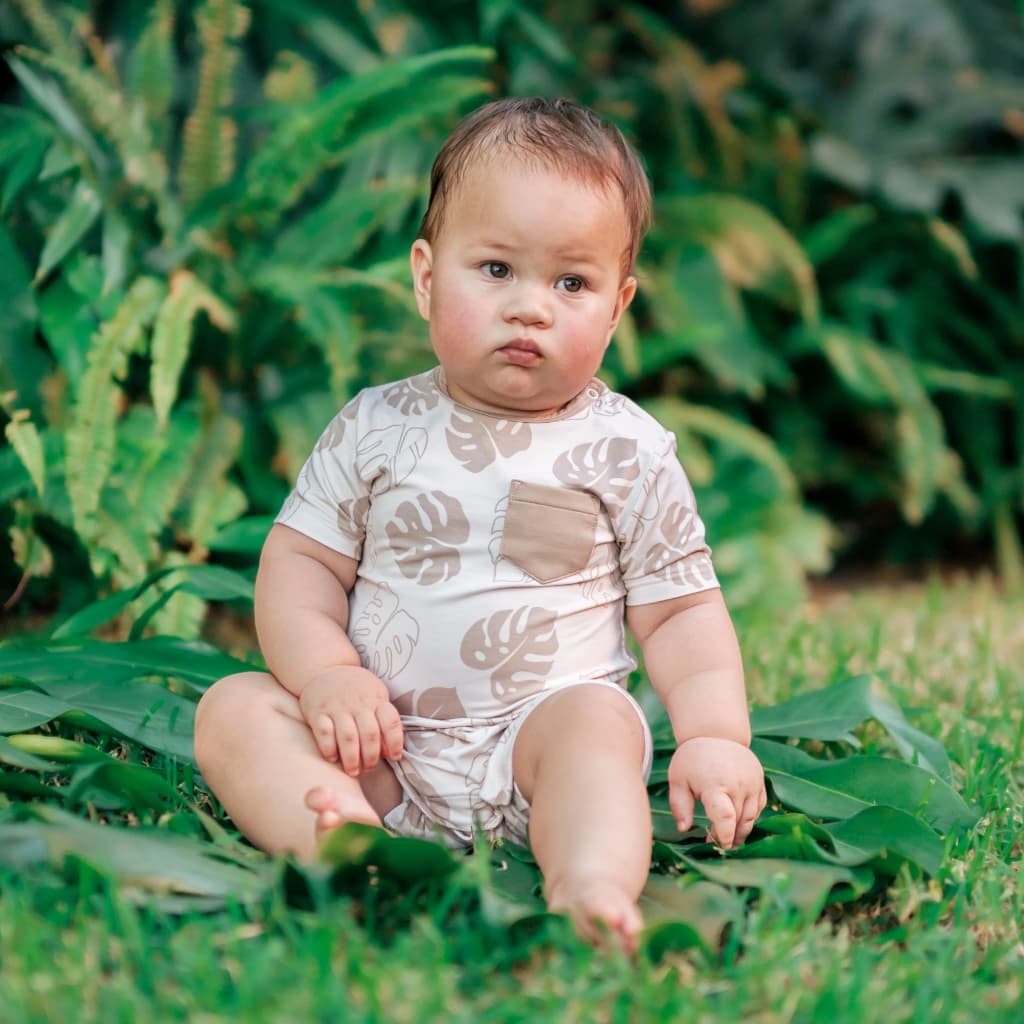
[1,574,1021,1023]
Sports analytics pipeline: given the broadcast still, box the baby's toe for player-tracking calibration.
[305,785,338,814]
[305,786,346,839]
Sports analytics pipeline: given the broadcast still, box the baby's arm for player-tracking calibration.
[255,523,403,775]
[627,589,766,848]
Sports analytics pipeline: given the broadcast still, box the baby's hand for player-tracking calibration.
[298,665,403,776]
[668,736,767,849]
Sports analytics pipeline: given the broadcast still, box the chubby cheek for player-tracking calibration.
[562,315,613,372]
[429,296,481,365]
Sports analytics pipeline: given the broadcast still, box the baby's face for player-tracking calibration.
[410,156,636,417]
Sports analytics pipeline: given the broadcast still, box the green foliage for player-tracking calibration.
[0,0,1021,629]
[0,1,493,630]
[0,590,979,943]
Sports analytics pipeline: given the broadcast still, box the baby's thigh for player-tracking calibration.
[510,684,651,802]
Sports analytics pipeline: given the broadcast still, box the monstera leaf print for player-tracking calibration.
[350,583,420,680]
[445,410,531,473]
[337,495,370,546]
[392,687,468,720]
[390,688,468,757]
[356,425,428,485]
[460,607,559,704]
[625,470,664,547]
[314,393,364,452]
[385,492,470,584]
[642,501,716,590]
[553,438,641,516]
[488,496,530,583]
[382,377,440,416]
[590,389,633,418]
[314,414,348,453]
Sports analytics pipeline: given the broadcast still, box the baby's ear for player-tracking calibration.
[410,240,433,320]
[607,275,638,338]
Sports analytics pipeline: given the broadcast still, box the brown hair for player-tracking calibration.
[417,97,652,275]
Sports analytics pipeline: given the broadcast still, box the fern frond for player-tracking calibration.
[177,412,243,513]
[184,477,248,556]
[131,0,176,130]
[15,45,177,237]
[90,498,156,583]
[295,288,360,404]
[134,552,207,639]
[11,0,78,64]
[77,10,122,91]
[180,0,249,206]
[114,405,203,538]
[1,396,47,499]
[241,47,492,223]
[65,276,166,543]
[150,271,237,431]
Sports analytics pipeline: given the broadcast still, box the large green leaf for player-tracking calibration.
[0,635,253,688]
[0,687,69,734]
[820,806,946,878]
[750,674,951,781]
[639,874,743,954]
[0,677,196,763]
[682,856,873,913]
[754,739,977,833]
[0,806,270,908]
[744,808,945,877]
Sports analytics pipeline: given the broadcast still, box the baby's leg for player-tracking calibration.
[512,684,651,953]
[194,672,402,860]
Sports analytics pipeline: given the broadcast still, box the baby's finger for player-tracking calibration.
[313,714,339,762]
[377,702,404,760]
[355,708,381,770]
[703,788,738,849]
[734,794,762,847]
[334,713,362,776]
[669,783,696,833]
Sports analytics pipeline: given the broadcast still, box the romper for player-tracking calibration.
[276,368,718,846]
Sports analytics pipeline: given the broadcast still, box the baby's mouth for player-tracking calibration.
[500,340,542,366]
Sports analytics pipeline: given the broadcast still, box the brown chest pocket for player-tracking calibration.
[499,480,599,583]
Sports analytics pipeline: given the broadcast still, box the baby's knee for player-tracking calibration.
[194,672,273,766]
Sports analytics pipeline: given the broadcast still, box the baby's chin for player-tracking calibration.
[447,379,576,420]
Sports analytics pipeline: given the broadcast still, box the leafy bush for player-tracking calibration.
[1,0,1021,633]
[0,0,492,632]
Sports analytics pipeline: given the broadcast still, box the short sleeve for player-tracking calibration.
[274,396,370,559]
[618,434,718,605]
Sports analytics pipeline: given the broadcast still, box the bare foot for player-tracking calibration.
[304,785,381,846]
[546,876,644,954]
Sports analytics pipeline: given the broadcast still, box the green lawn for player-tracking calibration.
[1,576,1020,1023]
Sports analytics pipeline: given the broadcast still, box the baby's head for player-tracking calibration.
[418,97,651,277]
[411,98,650,417]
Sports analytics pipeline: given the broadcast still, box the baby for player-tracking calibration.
[194,97,766,952]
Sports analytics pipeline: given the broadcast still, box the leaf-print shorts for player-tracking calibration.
[381,680,654,848]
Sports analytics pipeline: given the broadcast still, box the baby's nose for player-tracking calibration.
[503,283,553,327]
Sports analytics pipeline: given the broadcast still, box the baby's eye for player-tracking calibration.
[557,275,586,293]
[482,262,510,279]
